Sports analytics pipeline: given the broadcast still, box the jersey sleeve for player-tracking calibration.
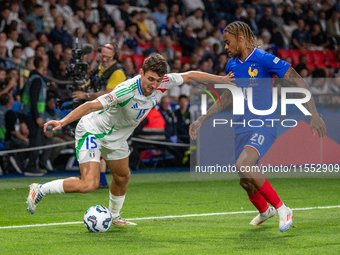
[106,69,127,89]
[97,91,118,110]
[158,73,184,90]
[262,52,291,78]
[225,59,232,74]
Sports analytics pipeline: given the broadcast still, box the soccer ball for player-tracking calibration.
[84,205,112,232]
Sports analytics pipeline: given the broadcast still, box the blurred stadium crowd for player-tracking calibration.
[0,0,340,175]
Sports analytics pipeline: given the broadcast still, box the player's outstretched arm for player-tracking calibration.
[180,71,235,85]
[283,67,326,138]
[44,99,104,132]
[189,81,233,140]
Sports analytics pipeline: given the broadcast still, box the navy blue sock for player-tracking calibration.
[100,172,107,185]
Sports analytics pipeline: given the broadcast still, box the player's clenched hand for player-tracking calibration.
[310,116,326,138]
[189,120,202,140]
[44,120,63,132]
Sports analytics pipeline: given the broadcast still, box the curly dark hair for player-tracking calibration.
[142,53,168,77]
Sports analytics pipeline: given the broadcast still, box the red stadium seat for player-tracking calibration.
[172,44,183,53]
[290,50,301,67]
[119,54,133,62]
[132,54,146,72]
[181,57,190,63]
[277,49,291,60]
[312,51,327,68]
[138,42,151,51]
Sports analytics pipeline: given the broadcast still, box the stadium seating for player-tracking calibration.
[132,54,146,72]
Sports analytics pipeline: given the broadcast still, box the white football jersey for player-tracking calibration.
[76,73,183,149]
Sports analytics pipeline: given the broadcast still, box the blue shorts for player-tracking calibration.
[235,130,276,161]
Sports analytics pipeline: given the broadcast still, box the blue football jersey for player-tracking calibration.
[225,47,291,134]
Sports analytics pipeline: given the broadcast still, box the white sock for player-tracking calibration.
[109,192,125,217]
[40,180,65,194]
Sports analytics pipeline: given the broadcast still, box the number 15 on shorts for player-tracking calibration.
[86,136,97,149]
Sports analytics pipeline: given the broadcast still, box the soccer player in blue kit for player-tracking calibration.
[190,21,326,232]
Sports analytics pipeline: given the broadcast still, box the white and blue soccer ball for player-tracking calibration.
[84,205,112,232]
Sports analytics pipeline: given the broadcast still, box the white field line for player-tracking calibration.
[1,205,340,230]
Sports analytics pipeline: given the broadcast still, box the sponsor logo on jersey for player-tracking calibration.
[131,103,138,109]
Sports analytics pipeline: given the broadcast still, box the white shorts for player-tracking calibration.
[75,133,130,164]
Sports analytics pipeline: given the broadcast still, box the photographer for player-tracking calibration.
[72,43,126,101]
[72,43,126,188]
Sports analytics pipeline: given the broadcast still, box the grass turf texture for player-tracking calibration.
[0,173,339,254]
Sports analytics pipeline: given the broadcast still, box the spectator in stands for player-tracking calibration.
[85,0,99,24]
[37,32,52,53]
[0,67,17,97]
[25,4,43,33]
[180,25,199,57]
[65,7,86,36]
[112,0,130,24]
[21,56,47,176]
[122,23,140,54]
[158,96,177,142]
[85,22,100,51]
[160,36,174,62]
[10,46,25,70]
[115,20,127,49]
[23,39,38,59]
[258,6,274,32]
[137,10,154,42]
[242,8,259,37]
[208,28,222,55]
[182,0,205,15]
[174,94,190,144]
[170,58,181,73]
[270,23,285,49]
[35,43,46,58]
[185,7,203,30]
[50,15,73,50]
[121,57,136,79]
[327,10,340,45]
[318,10,327,33]
[0,41,9,68]
[305,9,318,29]
[0,93,29,174]
[0,7,11,33]
[55,59,68,81]
[98,22,115,45]
[291,19,309,50]
[23,20,37,43]
[295,54,308,74]
[310,23,329,50]
[63,47,73,65]
[48,41,62,78]
[151,2,167,31]
[272,6,284,33]
[6,29,21,58]
[197,58,209,73]
[159,15,176,38]
[9,2,24,33]
[73,28,87,49]
[144,36,161,57]
[43,0,59,19]
[56,0,74,20]
[282,4,297,25]
[310,68,329,100]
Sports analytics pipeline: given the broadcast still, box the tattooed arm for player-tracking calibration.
[283,66,326,138]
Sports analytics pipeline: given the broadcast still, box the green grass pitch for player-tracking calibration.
[0,173,339,255]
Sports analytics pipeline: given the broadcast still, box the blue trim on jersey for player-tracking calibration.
[137,78,144,96]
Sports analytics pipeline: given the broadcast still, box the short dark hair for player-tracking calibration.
[142,53,167,77]
[179,94,189,101]
[34,56,44,69]
[0,93,10,105]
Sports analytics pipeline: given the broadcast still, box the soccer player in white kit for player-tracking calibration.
[26,53,235,225]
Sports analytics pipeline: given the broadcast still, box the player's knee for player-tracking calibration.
[113,170,130,186]
[80,180,99,193]
[239,179,252,190]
